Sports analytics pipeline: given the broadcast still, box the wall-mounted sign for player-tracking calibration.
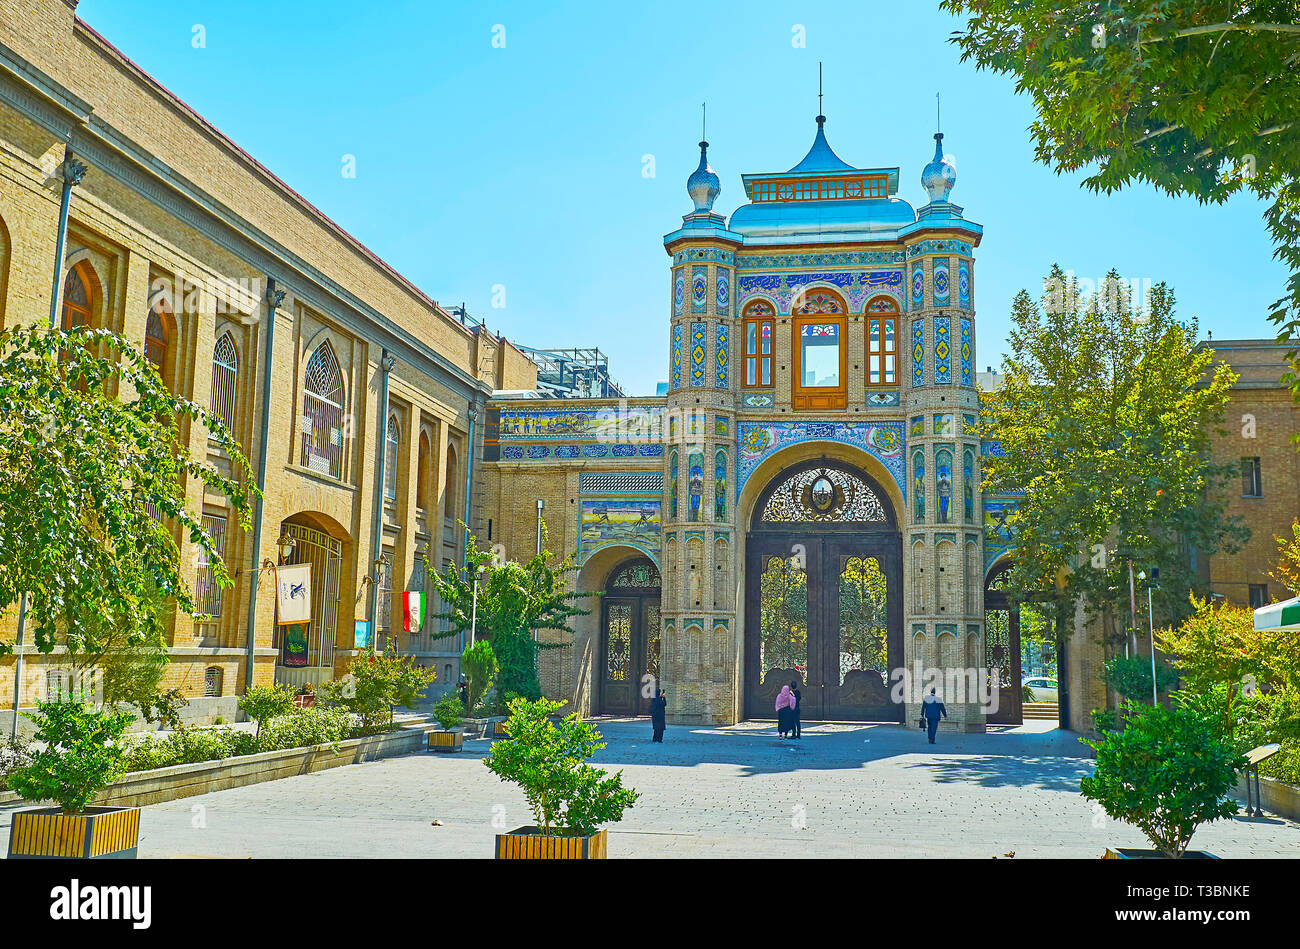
[354,620,372,650]
[275,563,312,626]
[281,625,308,667]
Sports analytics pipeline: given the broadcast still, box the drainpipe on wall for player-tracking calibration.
[367,350,394,646]
[243,278,285,692]
[461,403,478,654]
[11,148,88,739]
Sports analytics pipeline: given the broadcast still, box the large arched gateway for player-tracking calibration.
[597,557,662,716]
[744,460,903,722]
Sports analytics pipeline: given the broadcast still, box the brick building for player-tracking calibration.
[1201,340,1300,607]
[0,0,536,727]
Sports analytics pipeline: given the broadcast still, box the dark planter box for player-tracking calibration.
[495,826,607,859]
[1103,847,1220,859]
[428,730,464,752]
[8,805,140,859]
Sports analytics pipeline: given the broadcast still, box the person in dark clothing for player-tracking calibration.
[458,676,469,712]
[650,689,667,743]
[921,687,947,744]
[789,679,802,739]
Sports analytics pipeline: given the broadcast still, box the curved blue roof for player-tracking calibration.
[729,196,917,246]
[786,116,856,174]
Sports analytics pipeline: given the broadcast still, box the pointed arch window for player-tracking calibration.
[416,430,431,511]
[61,265,92,331]
[444,444,459,520]
[145,305,169,378]
[211,332,239,434]
[301,341,345,479]
[384,413,400,504]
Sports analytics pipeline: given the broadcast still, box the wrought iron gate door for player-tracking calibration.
[983,567,1023,725]
[599,559,661,716]
[277,524,343,671]
[743,462,903,723]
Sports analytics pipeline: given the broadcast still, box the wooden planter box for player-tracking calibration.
[490,721,510,739]
[1103,847,1220,859]
[427,730,463,752]
[495,826,607,859]
[7,806,140,859]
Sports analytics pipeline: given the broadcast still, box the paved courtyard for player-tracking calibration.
[3,719,1296,858]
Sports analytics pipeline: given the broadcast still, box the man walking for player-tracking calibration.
[921,687,947,744]
[789,678,802,739]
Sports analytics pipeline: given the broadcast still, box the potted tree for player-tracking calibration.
[428,695,464,752]
[6,699,139,859]
[1081,702,1245,858]
[485,697,638,859]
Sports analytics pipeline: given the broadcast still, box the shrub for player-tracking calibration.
[347,648,436,733]
[238,683,296,738]
[123,707,357,772]
[0,734,33,792]
[432,695,463,731]
[1101,655,1180,702]
[1081,702,1245,857]
[484,697,638,837]
[1260,742,1300,786]
[462,640,497,714]
[7,700,135,814]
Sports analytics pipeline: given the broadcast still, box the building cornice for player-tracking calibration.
[0,40,492,404]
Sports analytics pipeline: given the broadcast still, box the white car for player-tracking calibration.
[1022,676,1058,703]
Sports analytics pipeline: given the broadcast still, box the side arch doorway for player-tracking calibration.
[983,561,1057,726]
[597,557,661,716]
[744,460,903,722]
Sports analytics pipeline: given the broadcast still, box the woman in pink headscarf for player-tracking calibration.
[775,684,796,739]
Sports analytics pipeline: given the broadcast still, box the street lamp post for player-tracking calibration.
[1138,568,1160,705]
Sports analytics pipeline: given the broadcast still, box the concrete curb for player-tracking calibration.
[0,728,426,809]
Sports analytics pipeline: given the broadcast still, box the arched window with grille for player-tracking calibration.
[210,331,239,434]
[301,341,345,479]
[61,264,93,331]
[384,413,400,514]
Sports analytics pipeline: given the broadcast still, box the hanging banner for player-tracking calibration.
[403,591,427,633]
[281,625,309,667]
[354,620,372,650]
[275,563,312,626]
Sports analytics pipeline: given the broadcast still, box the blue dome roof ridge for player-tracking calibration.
[787,114,856,175]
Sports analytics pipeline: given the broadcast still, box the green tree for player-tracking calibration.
[8,699,135,814]
[1081,702,1246,857]
[1270,519,1300,595]
[979,268,1246,647]
[484,697,639,837]
[429,532,591,706]
[941,1,1300,404]
[461,639,498,713]
[0,323,254,665]
[238,683,296,738]
[346,644,436,732]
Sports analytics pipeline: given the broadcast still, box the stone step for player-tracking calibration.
[1022,702,1059,720]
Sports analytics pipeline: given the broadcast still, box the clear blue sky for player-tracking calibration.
[80,0,1287,396]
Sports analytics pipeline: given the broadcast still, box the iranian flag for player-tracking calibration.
[403,591,427,633]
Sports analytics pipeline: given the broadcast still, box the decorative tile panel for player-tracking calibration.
[934,316,951,385]
[933,258,950,305]
[498,406,664,441]
[672,324,682,390]
[958,259,971,309]
[692,267,708,313]
[907,239,973,258]
[866,391,900,406]
[674,270,685,316]
[912,319,924,387]
[960,317,972,386]
[911,261,924,309]
[715,323,729,388]
[737,250,905,269]
[690,322,707,386]
[742,393,774,408]
[673,247,735,265]
[579,499,661,564]
[737,270,903,312]
[737,421,906,500]
[716,268,731,315]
